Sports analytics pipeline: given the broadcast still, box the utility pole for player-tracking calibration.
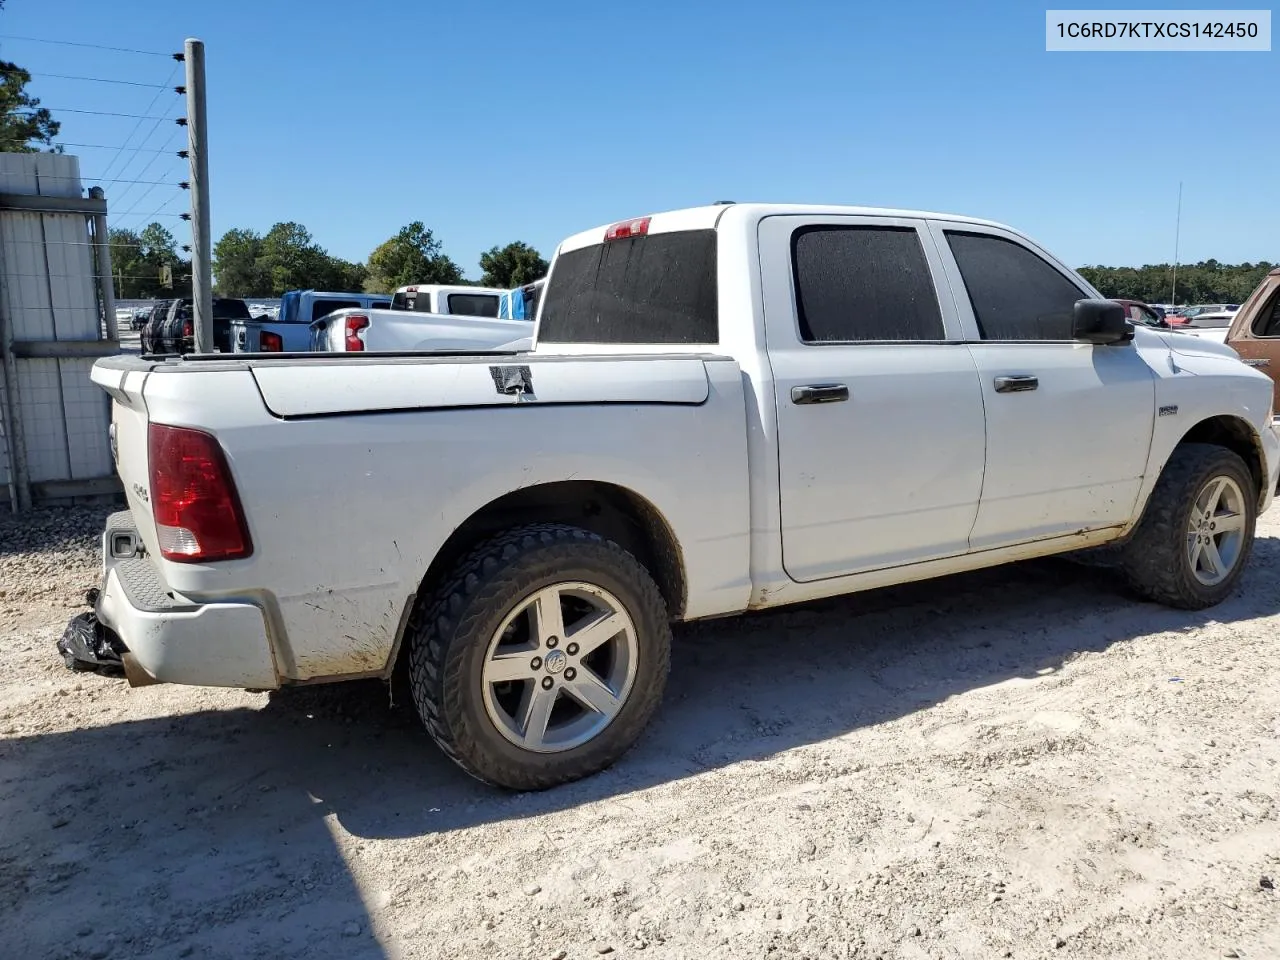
[1170,181,1183,306]
[88,186,118,342]
[184,38,213,353]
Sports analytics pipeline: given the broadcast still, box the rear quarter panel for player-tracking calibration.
[139,358,752,681]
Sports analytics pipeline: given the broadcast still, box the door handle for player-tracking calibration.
[994,375,1039,394]
[791,383,849,405]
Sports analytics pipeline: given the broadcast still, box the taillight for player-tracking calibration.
[183,320,193,337]
[260,331,283,351]
[604,216,650,241]
[344,314,369,351]
[148,423,252,562]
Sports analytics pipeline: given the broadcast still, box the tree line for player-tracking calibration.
[210,221,547,298]
[100,220,549,300]
[1078,261,1275,306]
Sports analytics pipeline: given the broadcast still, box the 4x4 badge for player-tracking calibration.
[1159,405,1179,417]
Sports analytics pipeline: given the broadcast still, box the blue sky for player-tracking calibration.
[4,0,1276,276]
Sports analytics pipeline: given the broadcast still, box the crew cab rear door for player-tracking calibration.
[759,215,987,582]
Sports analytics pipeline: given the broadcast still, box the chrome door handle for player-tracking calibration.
[791,383,849,405]
[994,375,1039,394]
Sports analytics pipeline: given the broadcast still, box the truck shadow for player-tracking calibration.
[5,539,1280,958]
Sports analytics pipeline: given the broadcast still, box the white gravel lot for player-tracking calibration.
[1,504,1278,960]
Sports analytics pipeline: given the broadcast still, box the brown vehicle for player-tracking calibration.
[1224,268,1280,407]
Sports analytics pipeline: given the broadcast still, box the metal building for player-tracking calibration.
[0,153,120,512]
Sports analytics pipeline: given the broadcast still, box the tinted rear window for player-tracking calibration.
[446,293,500,317]
[213,298,251,320]
[538,230,718,344]
[311,299,362,322]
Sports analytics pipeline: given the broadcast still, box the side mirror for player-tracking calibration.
[1074,299,1133,345]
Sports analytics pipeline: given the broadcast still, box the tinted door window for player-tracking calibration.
[946,232,1085,340]
[791,226,944,342]
[446,294,500,317]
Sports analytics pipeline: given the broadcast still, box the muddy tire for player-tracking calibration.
[407,523,671,790]
[1120,443,1257,610]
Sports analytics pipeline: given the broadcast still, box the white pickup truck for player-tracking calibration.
[308,307,533,353]
[84,203,1278,790]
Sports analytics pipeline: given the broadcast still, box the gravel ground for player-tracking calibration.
[2,504,1279,960]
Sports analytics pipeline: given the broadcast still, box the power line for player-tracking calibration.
[0,140,177,152]
[96,64,181,185]
[20,107,179,120]
[0,35,176,57]
[109,128,183,209]
[25,72,177,90]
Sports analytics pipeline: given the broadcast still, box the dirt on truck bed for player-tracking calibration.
[1,505,1278,960]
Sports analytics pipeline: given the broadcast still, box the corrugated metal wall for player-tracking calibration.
[0,153,117,509]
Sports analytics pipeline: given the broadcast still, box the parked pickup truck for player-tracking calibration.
[233,290,392,353]
[82,203,1279,791]
[390,284,508,317]
[309,307,533,353]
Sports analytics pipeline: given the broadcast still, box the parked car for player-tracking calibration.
[155,299,189,354]
[139,299,174,354]
[1169,305,1231,326]
[390,284,507,317]
[310,307,533,353]
[1112,299,1169,328]
[498,279,546,320]
[235,290,393,353]
[82,203,1279,791]
[159,297,254,353]
[1172,311,1236,344]
[1224,268,1280,405]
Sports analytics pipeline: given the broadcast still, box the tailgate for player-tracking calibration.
[90,362,157,554]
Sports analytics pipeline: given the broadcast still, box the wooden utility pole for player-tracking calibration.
[184,38,213,353]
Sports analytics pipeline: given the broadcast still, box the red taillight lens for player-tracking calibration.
[344,314,369,351]
[260,331,283,351]
[148,423,252,562]
[183,320,193,337]
[604,216,651,241]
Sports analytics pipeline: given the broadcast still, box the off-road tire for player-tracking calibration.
[1120,443,1256,610]
[407,523,671,790]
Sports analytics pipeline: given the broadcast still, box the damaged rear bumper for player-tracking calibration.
[67,511,280,689]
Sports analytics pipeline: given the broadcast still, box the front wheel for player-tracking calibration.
[1120,443,1257,609]
[407,523,671,790]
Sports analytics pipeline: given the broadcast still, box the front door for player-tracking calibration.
[928,223,1156,549]
[759,215,987,583]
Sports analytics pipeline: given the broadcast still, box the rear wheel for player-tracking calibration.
[1120,443,1256,609]
[407,523,671,790]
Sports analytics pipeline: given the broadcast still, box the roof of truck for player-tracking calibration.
[557,203,1019,254]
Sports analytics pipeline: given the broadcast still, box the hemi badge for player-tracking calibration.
[1159,405,1179,417]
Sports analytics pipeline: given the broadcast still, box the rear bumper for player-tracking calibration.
[94,512,279,689]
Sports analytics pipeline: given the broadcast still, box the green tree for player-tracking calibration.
[0,60,60,152]
[365,222,461,293]
[479,241,548,289]
[214,222,369,296]
[109,222,190,298]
